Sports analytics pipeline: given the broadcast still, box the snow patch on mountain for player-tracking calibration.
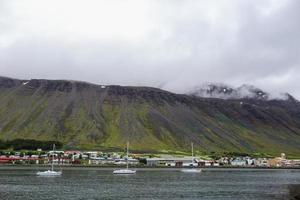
[186,83,291,100]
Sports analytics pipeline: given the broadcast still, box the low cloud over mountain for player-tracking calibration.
[1,0,300,99]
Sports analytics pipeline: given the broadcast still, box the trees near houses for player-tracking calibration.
[0,139,63,150]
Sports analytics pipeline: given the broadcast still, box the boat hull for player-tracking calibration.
[180,168,202,173]
[113,169,136,174]
[37,170,62,176]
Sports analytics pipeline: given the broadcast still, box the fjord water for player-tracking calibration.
[0,168,299,200]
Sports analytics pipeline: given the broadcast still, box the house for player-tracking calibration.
[254,158,268,167]
[64,151,83,161]
[146,157,199,167]
[245,157,255,165]
[268,158,283,167]
[230,157,247,166]
[114,158,139,165]
[291,160,300,167]
[84,151,99,159]
[268,153,287,167]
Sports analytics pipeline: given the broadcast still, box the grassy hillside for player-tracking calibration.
[0,77,300,156]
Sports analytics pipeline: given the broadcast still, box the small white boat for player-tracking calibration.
[113,142,136,175]
[37,144,62,176]
[113,169,136,174]
[37,170,62,176]
[181,142,202,173]
[181,168,202,173]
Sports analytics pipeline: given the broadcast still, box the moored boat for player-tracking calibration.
[113,142,136,175]
[181,168,202,173]
[37,144,62,176]
[113,169,136,174]
[37,170,62,176]
[181,142,202,173]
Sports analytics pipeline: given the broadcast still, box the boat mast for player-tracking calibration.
[126,141,129,169]
[52,144,55,171]
[191,142,194,163]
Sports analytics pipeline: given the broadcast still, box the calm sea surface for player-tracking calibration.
[0,167,299,200]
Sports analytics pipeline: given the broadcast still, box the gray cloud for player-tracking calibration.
[0,0,300,99]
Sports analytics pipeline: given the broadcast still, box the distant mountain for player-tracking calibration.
[0,76,300,156]
[186,83,281,100]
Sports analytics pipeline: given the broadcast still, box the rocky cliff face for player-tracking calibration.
[0,76,300,155]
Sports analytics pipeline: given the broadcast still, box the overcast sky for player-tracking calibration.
[0,0,300,98]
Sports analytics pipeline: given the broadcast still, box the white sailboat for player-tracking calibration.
[37,144,62,176]
[181,142,202,173]
[113,142,136,175]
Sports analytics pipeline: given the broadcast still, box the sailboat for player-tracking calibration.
[37,144,62,176]
[181,142,202,173]
[113,142,136,174]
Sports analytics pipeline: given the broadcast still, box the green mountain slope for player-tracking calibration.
[0,76,300,156]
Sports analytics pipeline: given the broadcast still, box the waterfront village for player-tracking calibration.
[0,149,299,168]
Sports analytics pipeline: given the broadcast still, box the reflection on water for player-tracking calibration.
[0,168,299,200]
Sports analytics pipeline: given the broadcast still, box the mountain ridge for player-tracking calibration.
[0,76,300,156]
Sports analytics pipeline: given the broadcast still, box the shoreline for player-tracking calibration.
[0,164,299,170]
